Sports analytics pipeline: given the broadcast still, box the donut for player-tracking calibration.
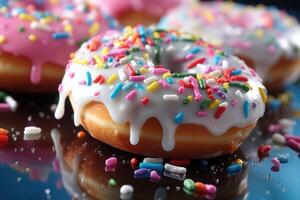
[55,26,267,158]
[94,0,183,26]
[158,1,300,90]
[0,0,118,93]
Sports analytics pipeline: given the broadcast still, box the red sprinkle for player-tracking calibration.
[93,74,105,84]
[140,97,150,105]
[130,158,138,168]
[257,145,272,159]
[188,58,206,69]
[286,138,300,153]
[179,80,193,88]
[230,76,248,82]
[126,64,136,76]
[214,106,226,119]
[170,159,191,167]
[0,128,9,148]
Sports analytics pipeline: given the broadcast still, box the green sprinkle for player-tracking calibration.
[199,99,211,109]
[108,178,117,187]
[183,179,195,191]
[171,73,197,78]
[0,91,7,101]
[199,79,206,89]
[130,47,140,52]
[183,98,189,105]
[18,26,25,33]
[229,82,249,92]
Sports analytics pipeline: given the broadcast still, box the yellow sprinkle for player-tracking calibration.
[73,58,88,65]
[93,55,104,68]
[28,34,37,42]
[64,24,73,33]
[102,47,109,55]
[0,35,6,44]
[19,13,35,21]
[107,74,117,85]
[259,87,268,103]
[143,53,149,60]
[88,23,100,36]
[40,16,53,24]
[163,72,171,79]
[153,32,160,39]
[196,74,202,80]
[139,67,148,74]
[223,83,229,90]
[209,99,221,109]
[187,95,193,102]
[235,159,244,165]
[146,81,160,92]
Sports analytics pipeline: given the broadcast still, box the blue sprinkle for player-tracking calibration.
[139,162,163,171]
[52,32,70,39]
[122,82,135,91]
[231,69,242,76]
[268,99,281,112]
[243,100,250,118]
[277,155,288,164]
[226,163,242,176]
[134,168,151,178]
[174,112,184,124]
[214,55,221,64]
[110,83,123,99]
[134,83,145,91]
[138,26,145,36]
[166,77,174,84]
[190,47,200,54]
[108,57,114,63]
[86,71,92,86]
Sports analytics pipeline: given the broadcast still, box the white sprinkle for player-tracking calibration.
[235,90,243,98]
[5,96,18,112]
[163,94,179,101]
[145,45,152,54]
[119,56,129,64]
[206,78,215,85]
[24,126,41,135]
[130,60,137,67]
[183,77,190,82]
[24,133,41,141]
[222,60,229,68]
[218,102,228,107]
[164,163,187,174]
[209,69,222,77]
[118,69,127,82]
[272,133,286,145]
[143,157,163,164]
[120,185,134,200]
[30,21,51,31]
[144,76,158,85]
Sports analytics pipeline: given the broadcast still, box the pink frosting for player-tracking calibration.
[0,1,114,84]
[95,0,183,17]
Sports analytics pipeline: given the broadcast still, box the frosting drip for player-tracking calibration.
[55,26,267,151]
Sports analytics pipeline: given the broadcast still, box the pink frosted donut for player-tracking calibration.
[0,0,118,93]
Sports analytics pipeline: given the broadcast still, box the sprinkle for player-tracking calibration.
[158,79,169,89]
[163,72,171,79]
[134,168,151,178]
[196,111,208,117]
[272,133,285,145]
[243,100,250,118]
[140,97,150,105]
[164,163,187,174]
[107,74,118,84]
[0,103,10,112]
[199,99,211,109]
[108,178,117,187]
[146,81,160,92]
[143,157,163,163]
[130,158,138,168]
[209,99,220,109]
[284,135,300,143]
[286,138,300,153]
[188,58,206,69]
[183,179,195,191]
[152,68,170,75]
[143,76,157,85]
[226,163,242,176]
[86,71,92,86]
[272,157,281,169]
[110,83,123,99]
[198,79,206,89]
[105,157,118,168]
[77,131,86,139]
[277,155,288,164]
[235,159,244,165]
[73,58,88,65]
[229,82,249,92]
[125,90,137,100]
[120,185,134,200]
[52,32,70,39]
[139,162,163,171]
[24,126,42,141]
[174,112,184,124]
[0,128,9,148]
[259,87,268,103]
[28,34,37,42]
[4,96,17,112]
[190,77,202,101]
[257,145,272,159]
[150,171,161,182]
[93,74,105,84]
[118,69,127,82]
[163,94,179,101]
[230,76,248,82]
[214,106,226,119]
[130,75,145,82]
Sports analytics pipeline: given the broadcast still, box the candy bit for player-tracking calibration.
[150,171,161,182]
[130,158,138,168]
[0,128,9,148]
[286,138,300,153]
[77,131,86,139]
[271,157,281,169]
[108,178,117,187]
[257,145,272,159]
[140,97,150,105]
[183,179,195,191]
[105,157,118,168]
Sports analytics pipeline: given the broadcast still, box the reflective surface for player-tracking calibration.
[0,85,299,200]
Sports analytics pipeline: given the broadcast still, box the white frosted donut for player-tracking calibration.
[159,1,300,88]
[55,26,267,158]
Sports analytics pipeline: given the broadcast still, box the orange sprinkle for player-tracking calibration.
[77,131,86,139]
[195,182,206,193]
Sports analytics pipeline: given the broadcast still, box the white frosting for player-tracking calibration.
[55,27,266,152]
[158,1,300,84]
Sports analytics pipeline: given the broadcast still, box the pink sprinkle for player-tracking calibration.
[130,75,145,82]
[105,157,118,168]
[0,103,10,112]
[158,79,169,89]
[272,157,281,168]
[185,53,194,60]
[286,138,300,153]
[107,48,126,56]
[58,84,63,92]
[103,55,108,61]
[268,124,282,133]
[94,91,100,96]
[190,76,202,101]
[284,135,300,143]
[152,68,170,75]
[178,86,185,94]
[207,46,214,56]
[68,72,75,78]
[250,69,257,77]
[89,57,96,65]
[205,184,217,195]
[125,90,137,100]
[230,99,238,107]
[197,111,208,117]
[150,171,161,182]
